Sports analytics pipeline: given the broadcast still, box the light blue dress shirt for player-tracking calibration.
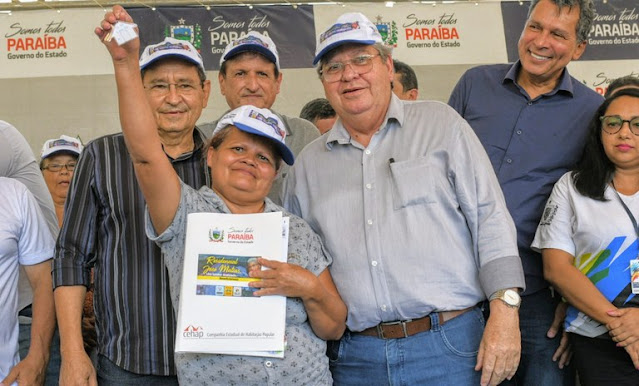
[283,95,524,331]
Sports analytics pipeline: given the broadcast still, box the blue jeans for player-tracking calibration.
[500,288,575,386]
[328,307,484,385]
[18,320,61,386]
[96,354,178,386]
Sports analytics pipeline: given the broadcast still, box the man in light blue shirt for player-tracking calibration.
[449,0,602,384]
[283,12,525,386]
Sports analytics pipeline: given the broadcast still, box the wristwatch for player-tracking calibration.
[489,289,521,309]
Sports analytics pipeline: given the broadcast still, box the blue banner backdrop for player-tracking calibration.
[503,0,639,62]
[127,5,316,71]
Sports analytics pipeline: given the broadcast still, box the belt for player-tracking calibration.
[355,307,474,339]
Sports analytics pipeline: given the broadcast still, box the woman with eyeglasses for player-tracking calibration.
[532,88,639,385]
[40,135,98,376]
[40,135,83,228]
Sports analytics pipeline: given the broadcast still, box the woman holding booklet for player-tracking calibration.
[95,6,346,385]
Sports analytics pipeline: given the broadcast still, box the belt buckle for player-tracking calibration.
[377,319,411,339]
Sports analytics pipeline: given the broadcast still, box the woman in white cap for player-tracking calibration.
[41,135,98,371]
[40,135,83,228]
[95,6,345,385]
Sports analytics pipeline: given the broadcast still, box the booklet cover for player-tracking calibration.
[176,212,288,356]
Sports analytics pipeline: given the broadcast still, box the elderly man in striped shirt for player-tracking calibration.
[53,37,211,385]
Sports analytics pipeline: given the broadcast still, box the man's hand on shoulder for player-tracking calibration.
[476,296,521,386]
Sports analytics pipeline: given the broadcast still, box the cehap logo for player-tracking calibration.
[183,325,204,338]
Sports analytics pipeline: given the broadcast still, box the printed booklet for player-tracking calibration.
[176,211,289,358]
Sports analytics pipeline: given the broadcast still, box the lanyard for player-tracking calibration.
[611,181,639,240]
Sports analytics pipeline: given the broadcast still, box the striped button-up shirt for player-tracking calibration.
[53,129,210,375]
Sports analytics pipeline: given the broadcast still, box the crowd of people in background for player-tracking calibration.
[1,0,639,385]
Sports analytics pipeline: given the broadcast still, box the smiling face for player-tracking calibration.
[142,58,211,137]
[207,127,279,212]
[42,153,77,202]
[601,96,639,172]
[219,52,282,109]
[320,44,394,128]
[517,0,586,88]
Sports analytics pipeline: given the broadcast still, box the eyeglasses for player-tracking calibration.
[42,162,76,172]
[600,115,639,136]
[320,54,380,83]
[144,82,202,97]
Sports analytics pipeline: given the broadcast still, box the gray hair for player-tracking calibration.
[528,0,595,43]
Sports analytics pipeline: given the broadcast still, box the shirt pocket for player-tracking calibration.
[389,157,437,210]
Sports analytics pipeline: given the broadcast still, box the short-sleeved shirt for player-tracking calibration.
[146,182,332,385]
[283,94,524,332]
[449,62,603,295]
[0,121,58,312]
[0,178,55,379]
[532,172,639,337]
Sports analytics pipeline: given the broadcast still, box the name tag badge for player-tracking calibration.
[631,259,639,294]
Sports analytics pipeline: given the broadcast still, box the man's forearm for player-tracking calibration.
[54,285,88,354]
[24,261,56,362]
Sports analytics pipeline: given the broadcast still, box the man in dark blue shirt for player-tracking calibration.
[449,0,602,384]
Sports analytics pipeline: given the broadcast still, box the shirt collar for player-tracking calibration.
[200,186,281,214]
[194,126,207,147]
[324,93,403,150]
[504,60,574,97]
[168,127,206,162]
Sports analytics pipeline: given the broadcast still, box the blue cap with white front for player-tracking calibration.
[220,31,280,70]
[214,105,294,165]
[139,37,205,73]
[313,12,383,65]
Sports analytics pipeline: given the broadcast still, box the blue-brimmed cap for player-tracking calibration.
[313,12,382,65]
[214,105,294,165]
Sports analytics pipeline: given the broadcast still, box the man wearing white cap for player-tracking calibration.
[53,14,211,384]
[283,12,524,386]
[200,31,320,205]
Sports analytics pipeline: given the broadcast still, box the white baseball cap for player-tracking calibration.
[313,12,383,65]
[41,135,83,159]
[139,37,205,73]
[220,31,280,70]
[214,105,294,165]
